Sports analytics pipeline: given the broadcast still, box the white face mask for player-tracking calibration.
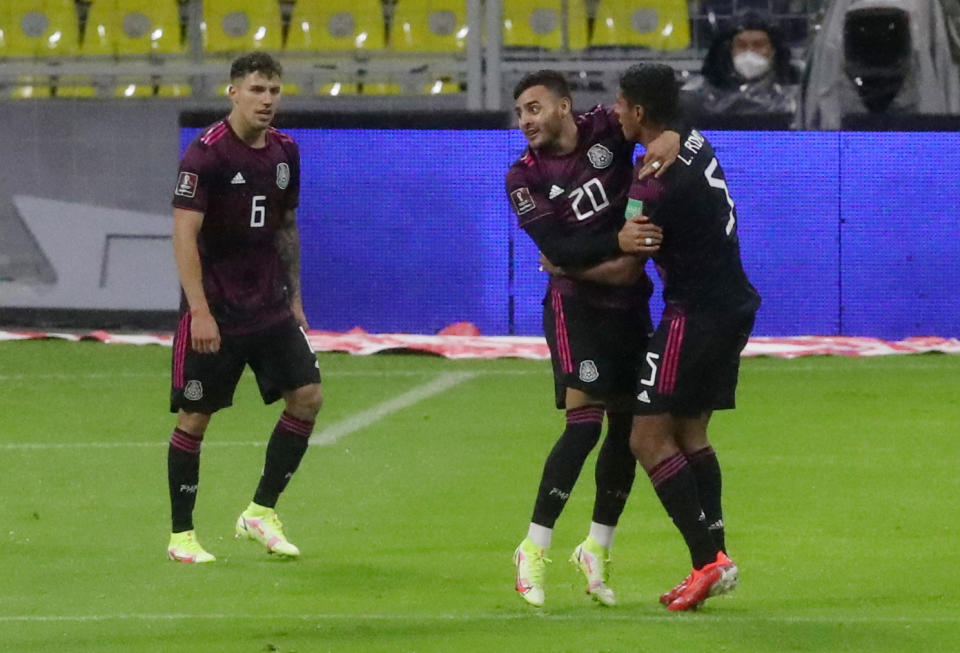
[733,51,772,80]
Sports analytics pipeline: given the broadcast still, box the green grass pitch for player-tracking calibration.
[1,339,958,652]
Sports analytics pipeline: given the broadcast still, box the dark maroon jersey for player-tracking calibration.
[506,106,651,309]
[172,119,300,334]
[628,128,760,317]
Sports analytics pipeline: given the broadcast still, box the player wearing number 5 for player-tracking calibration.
[615,63,760,610]
[165,53,322,563]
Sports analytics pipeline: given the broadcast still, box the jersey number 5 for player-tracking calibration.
[250,195,267,227]
[704,158,736,236]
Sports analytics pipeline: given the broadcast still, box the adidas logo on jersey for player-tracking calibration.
[231,172,246,184]
[637,390,651,403]
[548,185,565,199]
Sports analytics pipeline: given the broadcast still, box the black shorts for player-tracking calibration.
[170,316,321,414]
[634,304,755,417]
[543,288,652,409]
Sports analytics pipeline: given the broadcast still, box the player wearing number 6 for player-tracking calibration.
[166,52,322,563]
[614,63,761,611]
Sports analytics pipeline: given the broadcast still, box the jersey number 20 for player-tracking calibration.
[569,178,609,221]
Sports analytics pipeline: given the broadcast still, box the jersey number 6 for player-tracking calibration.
[250,195,267,228]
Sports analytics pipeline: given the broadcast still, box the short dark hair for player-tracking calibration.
[618,63,679,126]
[513,70,571,101]
[230,52,283,81]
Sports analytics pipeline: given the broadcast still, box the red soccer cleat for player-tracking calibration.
[659,571,693,606]
[666,552,739,611]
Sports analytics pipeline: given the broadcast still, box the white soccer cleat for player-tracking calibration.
[167,530,216,563]
[570,535,616,606]
[514,538,550,607]
[235,503,300,557]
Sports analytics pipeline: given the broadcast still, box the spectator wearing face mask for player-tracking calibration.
[681,11,802,121]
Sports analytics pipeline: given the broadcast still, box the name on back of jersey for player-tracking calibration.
[677,130,706,167]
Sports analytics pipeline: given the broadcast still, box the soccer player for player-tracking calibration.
[506,70,677,607]
[614,63,761,610]
[165,52,322,563]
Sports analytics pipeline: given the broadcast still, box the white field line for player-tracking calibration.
[0,372,478,451]
[309,371,475,446]
[0,612,956,624]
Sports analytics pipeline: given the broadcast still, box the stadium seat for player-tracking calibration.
[5,0,80,58]
[361,81,403,94]
[286,0,385,52]
[202,0,283,53]
[317,81,361,96]
[156,83,192,97]
[83,0,183,57]
[591,0,691,50]
[114,81,155,98]
[9,77,52,99]
[390,0,467,52]
[423,78,460,94]
[54,78,98,98]
[502,0,588,50]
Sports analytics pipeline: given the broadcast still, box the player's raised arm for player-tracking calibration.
[172,207,220,353]
[276,208,307,330]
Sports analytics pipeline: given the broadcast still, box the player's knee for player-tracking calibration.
[286,383,323,418]
[177,411,211,435]
[629,417,671,467]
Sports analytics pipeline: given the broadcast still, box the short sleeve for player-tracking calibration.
[506,165,552,229]
[282,138,300,211]
[172,141,214,213]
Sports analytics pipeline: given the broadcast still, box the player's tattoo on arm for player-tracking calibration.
[276,209,302,300]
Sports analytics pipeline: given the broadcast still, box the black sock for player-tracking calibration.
[531,405,604,528]
[688,445,725,552]
[168,428,202,533]
[253,412,313,509]
[648,452,718,569]
[592,411,636,526]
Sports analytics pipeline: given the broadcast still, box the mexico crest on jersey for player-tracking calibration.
[183,380,203,401]
[276,162,290,189]
[587,144,613,169]
[579,360,599,383]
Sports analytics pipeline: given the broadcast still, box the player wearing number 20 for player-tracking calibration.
[614,63,760,611]
[505,70,673,607]
[165,52,322,563]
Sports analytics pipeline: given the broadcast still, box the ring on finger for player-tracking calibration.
[651,160,662,170]
[644,237,653,246]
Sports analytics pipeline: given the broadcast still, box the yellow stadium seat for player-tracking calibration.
[157,83,192,97]
[83,0,183,57]
[317,81,360,96]
[390,0,467,53]
[591,0,690,50]
[361,81,403,95]
[286,0,385,52]
[423,78,460,94]
[114,81,155,98]
[9,76,52,98]
[54,78,98,98]
[202,0,283,53]
[5,0,79,58]
[503,0,588,50]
